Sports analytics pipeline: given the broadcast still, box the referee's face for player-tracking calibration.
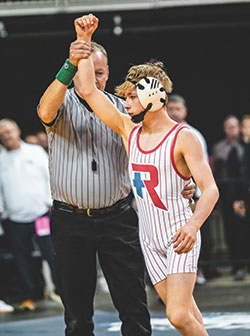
[92,51,109,92]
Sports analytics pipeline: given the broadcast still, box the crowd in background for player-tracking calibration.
[212,114,250,281]
[0,122,60,313]
[0,98,250,314]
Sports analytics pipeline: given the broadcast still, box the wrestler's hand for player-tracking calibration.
[181,182,195,200]
[69,40,92,66]
[172,224,197,254]
[74,13,99,42]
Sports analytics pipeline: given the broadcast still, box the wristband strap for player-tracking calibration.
[56,59,77,86]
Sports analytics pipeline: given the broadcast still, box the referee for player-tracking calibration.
[38,40,151,336]
[38,38,194,335]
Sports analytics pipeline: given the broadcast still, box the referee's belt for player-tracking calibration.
[53,197,130,217]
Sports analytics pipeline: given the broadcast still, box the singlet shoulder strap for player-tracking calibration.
[128,125,141,159]
[170,124,191,180]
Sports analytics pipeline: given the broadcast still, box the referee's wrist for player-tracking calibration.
[56,59,77,86]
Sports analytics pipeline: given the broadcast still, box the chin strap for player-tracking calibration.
[131,103,152,124]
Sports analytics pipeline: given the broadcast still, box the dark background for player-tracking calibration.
[1,2,250,152]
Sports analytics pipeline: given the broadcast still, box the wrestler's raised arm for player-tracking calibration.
[74,14,134,146]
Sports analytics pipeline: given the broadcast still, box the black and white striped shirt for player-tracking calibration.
[45,88,131,209]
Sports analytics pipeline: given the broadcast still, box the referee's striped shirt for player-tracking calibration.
[44,88,131,209]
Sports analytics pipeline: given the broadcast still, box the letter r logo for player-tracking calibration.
[132,163,167,211]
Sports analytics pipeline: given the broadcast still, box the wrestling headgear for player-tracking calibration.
[128,77,166,123]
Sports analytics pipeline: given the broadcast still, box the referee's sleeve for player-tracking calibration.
[37,111,60,128]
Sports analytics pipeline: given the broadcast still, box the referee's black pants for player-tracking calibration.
[50,203,151,336]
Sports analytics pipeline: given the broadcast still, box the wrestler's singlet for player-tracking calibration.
[128,123,201,284]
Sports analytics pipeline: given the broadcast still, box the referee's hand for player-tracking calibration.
[69,40,92,67]
[181,182,195,200]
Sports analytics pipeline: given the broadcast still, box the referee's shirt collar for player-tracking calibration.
[74,89,94,113]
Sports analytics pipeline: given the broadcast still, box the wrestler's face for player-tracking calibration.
[92,51,109,92]
[0,121,21,151]
[124,88,144,118]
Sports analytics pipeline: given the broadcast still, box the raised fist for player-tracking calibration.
[74,13,99,41]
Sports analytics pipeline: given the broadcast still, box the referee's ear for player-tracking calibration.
[104,64,109,83]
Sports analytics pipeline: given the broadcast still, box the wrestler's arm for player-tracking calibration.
[74,15,134,143]
[77,59,133,139]
[173,129,219,254]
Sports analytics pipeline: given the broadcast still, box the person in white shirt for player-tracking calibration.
[0,119,58,311]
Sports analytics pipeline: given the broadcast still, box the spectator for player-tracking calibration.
[167,94,208,162]
[212,115,240,180]
[36,131,48,152]
[25,132,48,153]
[226,115,250,280]
[0,207,14,313]
[0,144,5,154]
[25,134,40,145]
[0,119,59,311]
[167,94,218,283]
[212,115,240,275]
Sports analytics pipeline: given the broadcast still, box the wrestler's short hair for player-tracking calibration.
[115,60,172,98]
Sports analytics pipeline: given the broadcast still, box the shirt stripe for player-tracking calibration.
[46,88,131,208]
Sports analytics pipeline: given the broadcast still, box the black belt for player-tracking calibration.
[53,197,129,217]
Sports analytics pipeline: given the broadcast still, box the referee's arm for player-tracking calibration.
[38,40,91,125]
[37,79,67,125]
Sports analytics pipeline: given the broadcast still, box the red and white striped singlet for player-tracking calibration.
[128,123,201,285]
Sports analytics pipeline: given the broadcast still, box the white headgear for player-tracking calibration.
[136,77,166,112]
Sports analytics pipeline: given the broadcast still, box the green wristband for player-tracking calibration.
[56,59,77,86]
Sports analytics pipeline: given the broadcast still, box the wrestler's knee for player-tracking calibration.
[166,305,191,330]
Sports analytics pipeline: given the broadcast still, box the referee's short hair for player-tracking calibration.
[91,41,108,62]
